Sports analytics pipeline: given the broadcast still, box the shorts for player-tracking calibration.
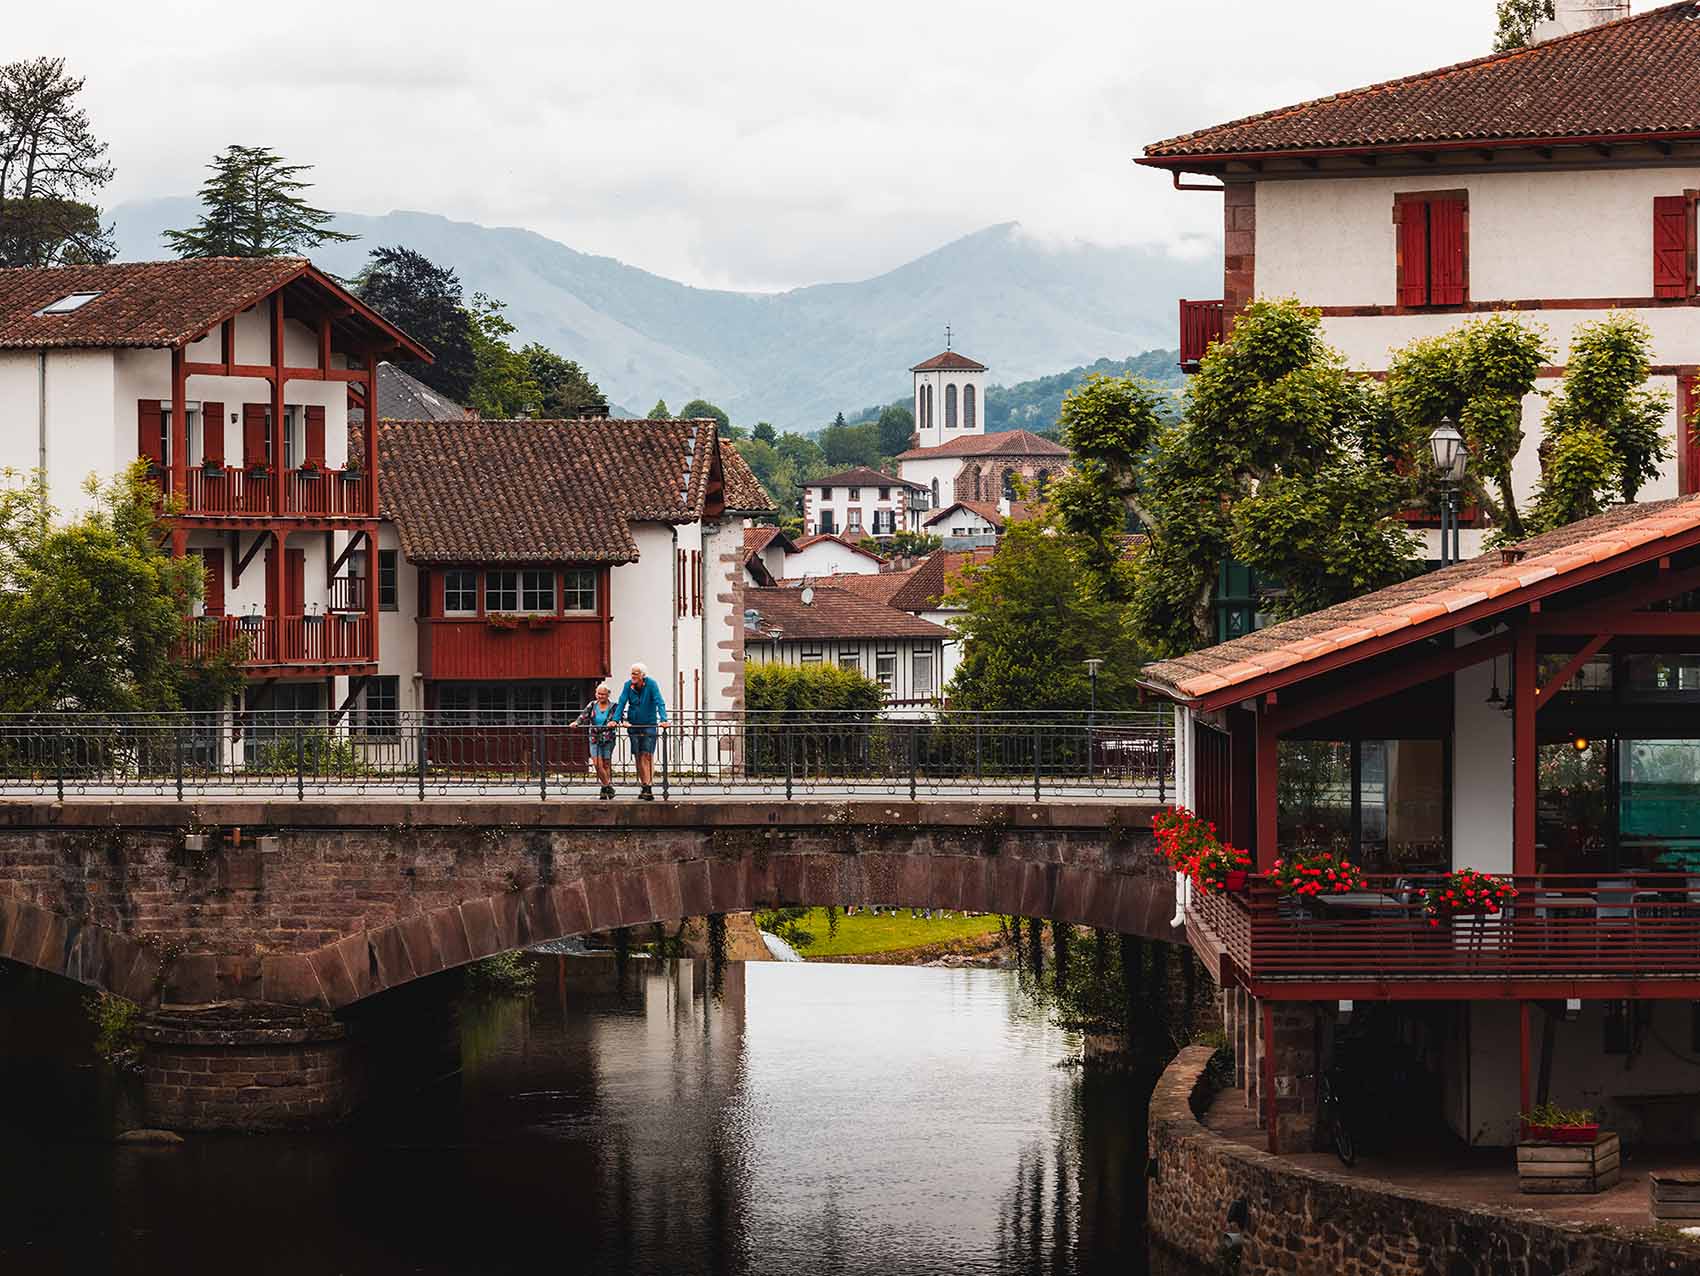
[628,726,659,755]
[588,734,616,760]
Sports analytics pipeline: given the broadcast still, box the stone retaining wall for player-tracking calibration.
[1147,1044,1699,1276]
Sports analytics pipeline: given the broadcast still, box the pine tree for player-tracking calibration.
[165,145,356,258]
[648,399,671,420]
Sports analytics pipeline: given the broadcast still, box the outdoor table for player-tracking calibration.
[1315,891,1411,917]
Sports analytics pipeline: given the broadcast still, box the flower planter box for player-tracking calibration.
[1516,1132,1618,1194]
[1525,1123,1598,1144]
[1651,1172,1700,1223]
[1224,870,1247,893]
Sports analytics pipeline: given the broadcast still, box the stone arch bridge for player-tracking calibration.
[0,798,1170,1129]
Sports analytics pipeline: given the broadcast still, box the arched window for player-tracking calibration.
[963,384,976,430]
[923,384,933,430]
[930,477,940,507]
[1002,469,1018,501]
[945,384,958,429]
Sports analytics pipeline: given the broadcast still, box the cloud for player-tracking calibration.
[20,0,1498,289]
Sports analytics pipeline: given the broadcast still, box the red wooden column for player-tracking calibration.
[169,347,189,556]
[364,349,379,515]
[366,523,380,665]
[1513,622,1537,875]
[270,297,287,514]
[269,528,288,664]
[1255,706,1280,870]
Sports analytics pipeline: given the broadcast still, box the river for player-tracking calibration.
[1,959,1207,1275]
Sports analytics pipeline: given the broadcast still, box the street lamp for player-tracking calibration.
[1084,658,1104,725]
[1428,418,1468,568]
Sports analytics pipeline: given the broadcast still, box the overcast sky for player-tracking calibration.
[19,0,1513,292]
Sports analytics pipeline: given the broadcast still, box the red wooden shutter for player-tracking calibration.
[1427,199,1467,306]
[1395,203,1430,307]
[1654,196,1690,298]
[201,402,225,466]
[286,548,305,615]
[303,404,326,467]
[201,548,226,615]
[243,404,268,466]
[137,400,164,467]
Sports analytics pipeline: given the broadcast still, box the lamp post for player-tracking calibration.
[1428,419,1468,568]
[1084,658,1103,727]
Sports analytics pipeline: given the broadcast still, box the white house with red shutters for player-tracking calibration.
[1142,0,1700,559]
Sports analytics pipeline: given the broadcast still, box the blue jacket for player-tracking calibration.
[615,677,667,725]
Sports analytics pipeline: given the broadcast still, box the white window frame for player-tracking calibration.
[485,569,519,613]
[444,569,479,615]
[913,648,935,698]
[521,569,555,613]
[875,650,896,691]
[562,568,597,613]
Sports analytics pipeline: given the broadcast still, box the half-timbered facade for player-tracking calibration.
[0,257,430,718]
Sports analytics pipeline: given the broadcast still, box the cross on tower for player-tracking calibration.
[945,324,952,351]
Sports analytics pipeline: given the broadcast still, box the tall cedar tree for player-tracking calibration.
[0,57,115,267]
[165,145,356,258]
[524,344,605,417]
[354,246,477,402]
[0,466,244,712]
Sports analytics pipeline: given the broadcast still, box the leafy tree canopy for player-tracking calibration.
[165,145,355,259]
[819,419,883,469]
[523,343,605,417]
[1494,0,1555,51]
[465,293,540,419]
[353,246,477,402]
[0,466,244,713]
[677,399,730,430]
[0,57,115,267]
[648,399,671,420]
[752,422,777,445]
[876,404,915,456]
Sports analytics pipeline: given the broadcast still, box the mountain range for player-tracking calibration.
[110,199,1212,429]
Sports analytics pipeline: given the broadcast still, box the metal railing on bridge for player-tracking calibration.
[0,710,1173,802]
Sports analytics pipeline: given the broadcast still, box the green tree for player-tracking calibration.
[1527,313,1671,531]
[465,293,540,418]
[0,58,115,267]
[1048,374,1170,579]
[752,422,778,445]
[1125,300,1420,656]
[819,420,883,468]
[876,405,916,456]
[946,513,1143,711]
[1494,0,1554,51]
[522,343,604,417]
[677,399,730,430]
[0,466,244,712]
[165,144,356,258]
[648,399,671,420]
[833,411,846,428]
[1386,314,1551,540]
[353,245,477,403]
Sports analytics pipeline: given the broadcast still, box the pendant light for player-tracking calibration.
[1485,651,1505,708]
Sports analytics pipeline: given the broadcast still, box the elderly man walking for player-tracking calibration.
[615,662,668,800]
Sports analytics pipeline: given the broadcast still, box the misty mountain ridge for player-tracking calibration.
[110,199,1213,429]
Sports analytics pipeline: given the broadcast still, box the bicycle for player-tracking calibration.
[1317,1066,1356,1166]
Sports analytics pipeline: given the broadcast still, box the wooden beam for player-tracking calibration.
[232,531,269,587]
[1269,633,1511,734]
[271,296,286,513]
[1513,624,1537,875]
[1534,613,1700,636]
[328,528,367,578]
[327,675,370,726]
[1535,633,1611,707]
[169,347,188,556]
[183,361,275,380]
[220,319,233,367]
[1529,560,1700,627]
[318,315,332,373]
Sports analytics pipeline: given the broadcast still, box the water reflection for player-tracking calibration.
[1,958,1203,1275]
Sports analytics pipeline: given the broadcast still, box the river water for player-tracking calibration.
[2,959,1206,1275]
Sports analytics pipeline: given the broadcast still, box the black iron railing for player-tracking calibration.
[0,710,1173,802]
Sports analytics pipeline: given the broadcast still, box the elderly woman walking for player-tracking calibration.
[573,683,621,799]
[614,661,667,800]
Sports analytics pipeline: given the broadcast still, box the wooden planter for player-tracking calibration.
[1651,1173,1700,1224]
[1517,1132,1619,1194]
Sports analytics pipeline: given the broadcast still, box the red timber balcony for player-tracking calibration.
[177,466,372,519]
[419,616,608,682]
[1184,873,1700,1002]
[1178,298,1225,371]
[179,614,375,671]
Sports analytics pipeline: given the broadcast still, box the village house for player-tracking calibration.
[921,499,1004,549]
[742,584,949,710]
[1139,0,1700,1161]
[743,525,798,586]
[1140,0,1700,562]
[781,532,887,579]
[799,466,926,539]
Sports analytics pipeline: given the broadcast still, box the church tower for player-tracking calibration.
[910,333,987,451]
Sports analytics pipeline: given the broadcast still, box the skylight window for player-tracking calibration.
[36,291,101,315]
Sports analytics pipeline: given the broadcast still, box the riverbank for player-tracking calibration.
[782,908,1007,964]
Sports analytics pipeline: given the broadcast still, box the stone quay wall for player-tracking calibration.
[1148,1044,1698,1276]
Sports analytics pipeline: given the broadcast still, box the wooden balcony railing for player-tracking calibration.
[327,575,367,613]
[179,467,370,517]
[178,614,375,667]
[1186,873,1700,993]
[1178,298,1225,369]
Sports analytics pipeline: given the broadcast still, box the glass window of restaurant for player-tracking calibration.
[1278,738,1449,873]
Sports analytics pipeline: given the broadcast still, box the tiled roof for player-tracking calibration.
[887,548,995,612]
[377,418,722,564]
[745,586,952,641]
[1143,2,1700,161]
[911,351,987,372]
[744,525,796,556]
[376,362,467,422]
[1140,496,1700,703]
[796,570,914,605]
[895,429,1069,461]
[791,533,887,561]
[0,258,429,357]
[804,466,924,490]
[923,500,1004,530]
[719,442,776,513]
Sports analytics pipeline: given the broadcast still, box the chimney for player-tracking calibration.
[1532,1,1630,42]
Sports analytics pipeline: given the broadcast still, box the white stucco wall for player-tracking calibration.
[897,455,963,508]
[913,365,987,450]
[803,481,913,537]
[1451,635,1514,876]
[783,540,883,578]
[0,348,122,517]
[375,522,423,713]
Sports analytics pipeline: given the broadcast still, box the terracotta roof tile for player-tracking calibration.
[886,548,995,612]
[922,500,1005,529]
[804,467,924,490]
[790,533,886,561]
[745,586,952,642]
[719,441,776,513]
[794,571,915,605]
[910,351,987,372]
[1144,495,1700,702]
[895,429,1070,461]
[1143,2,1700,161]
[377,418,723,564]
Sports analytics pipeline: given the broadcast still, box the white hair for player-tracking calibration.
[630,661,648,676]
[595,682,613,696]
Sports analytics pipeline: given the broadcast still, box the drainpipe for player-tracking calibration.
[670,524,680,723]
[36,352,48,521]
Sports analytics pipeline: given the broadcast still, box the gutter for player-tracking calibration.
[1137,128,1700,173]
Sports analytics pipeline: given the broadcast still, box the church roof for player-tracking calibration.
[895,429,1069,461]
[911,351,987,373]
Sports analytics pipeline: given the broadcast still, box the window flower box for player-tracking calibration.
[1419,867,1517,927]
[1269,848,1364,899]
[525,614,551,630]
[486,613,522,631]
